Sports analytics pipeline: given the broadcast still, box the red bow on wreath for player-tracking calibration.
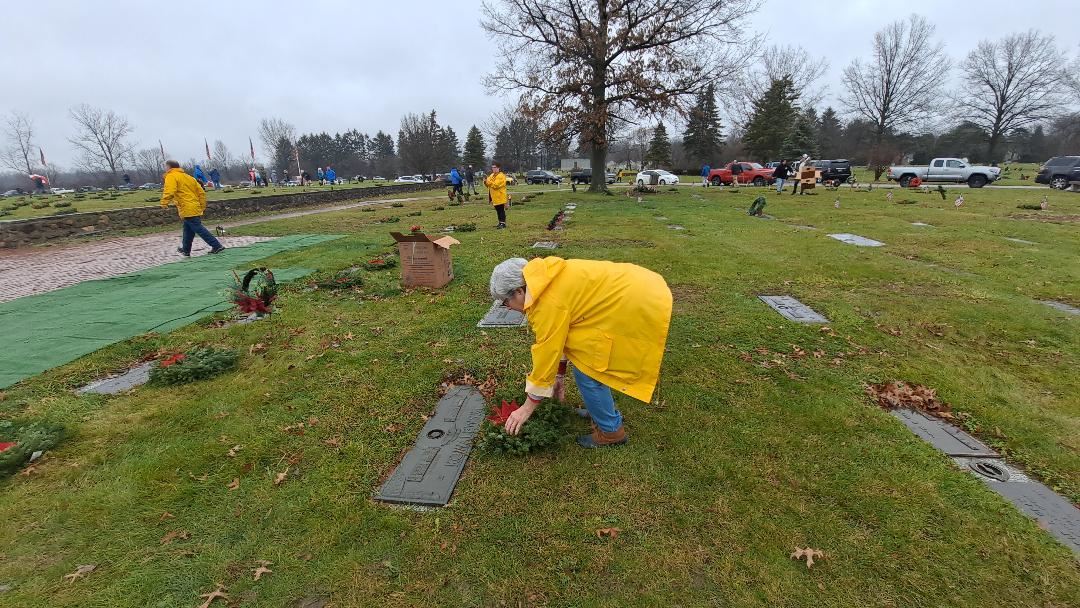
[487,399,521,426]
[160,353,186,367]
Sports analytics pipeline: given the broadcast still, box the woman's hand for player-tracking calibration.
[504,399,538,436]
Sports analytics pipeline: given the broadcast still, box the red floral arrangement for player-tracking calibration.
[487,399,521,426]
[160,353,186,367]
[410,225,423,233]
[226,268,278,315]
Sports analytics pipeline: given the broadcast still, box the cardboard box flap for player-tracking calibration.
[390,232,460,249]
[431,236,460,250]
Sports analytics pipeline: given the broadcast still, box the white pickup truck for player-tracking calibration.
[887,158,1001,188]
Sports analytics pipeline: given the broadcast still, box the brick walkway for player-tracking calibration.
[0,194,443,303]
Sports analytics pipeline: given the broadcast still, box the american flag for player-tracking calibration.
[159,140,166,159]
[886,191,893,202]
[954,194,964,208]
[249,137,255,161]
[38,147,46,167]
[205,139,212,163]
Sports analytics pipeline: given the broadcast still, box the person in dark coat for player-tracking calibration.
[730,160,743,186]
[773,160,790,193]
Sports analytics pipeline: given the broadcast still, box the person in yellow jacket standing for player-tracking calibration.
[483,161,508,229]
[489,256,673,448]
[160,160,225,256]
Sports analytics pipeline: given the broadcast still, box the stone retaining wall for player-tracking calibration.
[0,182,442,248]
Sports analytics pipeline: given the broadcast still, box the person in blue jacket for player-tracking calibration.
[701,163,711,187]
[193,164,207,188]
[449,167,463,199]
[325,165,337,186]
[208,167,221,189]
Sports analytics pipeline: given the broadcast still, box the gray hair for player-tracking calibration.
[489,258,527,302]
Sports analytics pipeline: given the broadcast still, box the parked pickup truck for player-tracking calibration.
[708,162,775,186]
[887,158,1000,188]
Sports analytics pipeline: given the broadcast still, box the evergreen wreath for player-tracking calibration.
[148,347,239,386]
[0,420,65,477]
[476,399,572,456]
[227,268,277,315]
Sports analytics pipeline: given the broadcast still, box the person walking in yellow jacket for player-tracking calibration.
[489,256,673,448]
[160,160,225,256]
[484,161,508,229]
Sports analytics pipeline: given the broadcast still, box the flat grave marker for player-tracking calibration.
[477,303,528,328]
[1004,237,1037,245]
[757,295,828,324]
[668,225,685,230]
[890,409,997,457]
[1041,300,1080,316]
[77,362,154,395]
[374,386,487,507]
[911,222,933,227]
[828,233,884,247]
[532,241,558,249]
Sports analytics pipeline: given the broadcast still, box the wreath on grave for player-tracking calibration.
[0,420,65,478]
[364,255,397,271]
[316,268,364,289]
[546,210,566,231]
[476,399,572,456]
[148,346,240,386]
[227,268,278,315]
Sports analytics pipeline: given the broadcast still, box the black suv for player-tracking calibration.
[813,159,853,184]
[1035,156,1080,190]
[526,170,562,184]
[569,168,616,185]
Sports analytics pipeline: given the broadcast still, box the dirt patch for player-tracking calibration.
[1011,213,1080,224]
[670,284,709,313]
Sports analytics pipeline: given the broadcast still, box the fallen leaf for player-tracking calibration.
[160,529,190,545]
[307,417,319,427]
[197,583,229,608]
[738,352,753,362]
[252,560,273,581]
[228,478,240,491]
[249,343,267,354]
[790,547,825,569]
[62,564,96,583]
[595,527,621,539]
[323,436,342,448]
[212,412,230,420]
[282,422,306,435]
[190,472,209,482]
[226,445,242,458]
[812,350,825,358]
[343,332,355,340]
[159,511,175,521]
[384,423,402,434]
[274,468,289,486]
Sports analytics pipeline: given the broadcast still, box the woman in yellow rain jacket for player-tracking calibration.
[160,160,224,256]
[489,256,673,448]
[483,161,508,229]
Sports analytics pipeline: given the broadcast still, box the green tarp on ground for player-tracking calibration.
[0,234,341,388]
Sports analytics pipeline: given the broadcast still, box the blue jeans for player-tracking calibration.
[573,365,622,432]
[775,178,786,193]
[181,216,223,254]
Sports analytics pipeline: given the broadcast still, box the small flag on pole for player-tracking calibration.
[1040,195,1048,210]
[886,190,893,202]
[249,137,256,161]
[39,147,46,167]
[205,139,212,163]
[954,194,964,208]
[159,140,166,159]
[834,198,840,208]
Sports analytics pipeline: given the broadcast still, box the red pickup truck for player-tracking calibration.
[708,162,775,186]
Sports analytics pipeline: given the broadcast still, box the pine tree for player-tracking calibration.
[463,125,486,168]
[781,111,819,160]
[439,126,461,167]
[644,123,672,168]
[817,107,843,160]
[682,84,724,167]
[371,131,397,177]
[742,77,799,162]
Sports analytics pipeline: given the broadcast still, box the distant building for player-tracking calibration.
[561,158,590,171]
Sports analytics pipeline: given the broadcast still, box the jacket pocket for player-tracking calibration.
[581,329,613,373]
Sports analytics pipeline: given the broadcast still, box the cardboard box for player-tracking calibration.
[390,232,460,288]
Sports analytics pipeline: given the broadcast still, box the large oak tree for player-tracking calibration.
[481,0,757,191]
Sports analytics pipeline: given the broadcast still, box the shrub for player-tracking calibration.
[52,201,72,208]
[53,208,78,215]
[30,201,50,209]
[148,347,239,386]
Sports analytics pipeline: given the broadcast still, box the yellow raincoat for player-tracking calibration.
[484,171,507,205]
[523,257,673,403]
[161,167,207,218]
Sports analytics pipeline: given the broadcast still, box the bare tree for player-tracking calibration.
[1,111,36,175]
[954,31,1070,161]
[68,104,135,184]
[257,117,296,162]
[725,45,828,132]
[482,0,759,191]
[133,148,165,182]
[841,14,950,178]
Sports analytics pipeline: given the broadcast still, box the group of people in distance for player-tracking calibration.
[699,154,815,195]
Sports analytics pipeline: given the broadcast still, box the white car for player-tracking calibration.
[394,176,423,183]
[50,187,75,194]
[635,170,680,186]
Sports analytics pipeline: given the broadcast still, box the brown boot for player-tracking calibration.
[576,424,627,449]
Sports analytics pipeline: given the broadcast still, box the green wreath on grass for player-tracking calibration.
[148,347,240,386]
[0,420,65,478]
[476,399,572,456]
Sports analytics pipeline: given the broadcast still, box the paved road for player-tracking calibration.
[0,194,444,304]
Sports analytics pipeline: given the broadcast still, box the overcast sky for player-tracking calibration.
[1,0,1076,168]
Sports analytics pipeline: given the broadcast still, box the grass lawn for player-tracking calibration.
[1,184,1078,606]
[0,181,393,221]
